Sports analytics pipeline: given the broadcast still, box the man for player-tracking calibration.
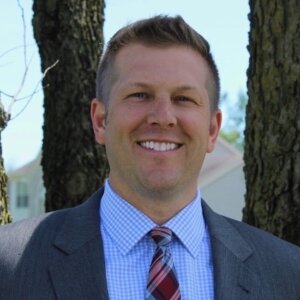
[0,15,299,300]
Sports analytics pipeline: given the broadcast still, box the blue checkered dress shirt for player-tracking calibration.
[100,180,214,299]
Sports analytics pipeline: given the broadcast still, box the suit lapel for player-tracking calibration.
[47,191,260,299]
[202,201,260,299]
[49,189,109,300]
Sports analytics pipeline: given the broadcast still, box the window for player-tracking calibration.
[16,181,29,208]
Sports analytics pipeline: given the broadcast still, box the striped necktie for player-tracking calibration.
[146,227,181,300]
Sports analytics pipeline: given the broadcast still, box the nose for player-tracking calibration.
[147,96,177,128]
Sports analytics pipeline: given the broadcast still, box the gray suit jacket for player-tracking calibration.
[0,188,300,299]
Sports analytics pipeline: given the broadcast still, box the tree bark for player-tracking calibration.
[243,0,300,245]
[0,109,12,225]
[32,0,108,211]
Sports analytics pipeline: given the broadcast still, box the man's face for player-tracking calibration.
[91,43,221,207]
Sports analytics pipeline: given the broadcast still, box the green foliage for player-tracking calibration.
[220,91,247,151]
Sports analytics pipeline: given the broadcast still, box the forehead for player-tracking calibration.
[113,43,210,87]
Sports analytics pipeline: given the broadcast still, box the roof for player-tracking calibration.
[199,137,243,187]
[7,152,42,179]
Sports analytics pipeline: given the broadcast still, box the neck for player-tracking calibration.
[108,179,197,225]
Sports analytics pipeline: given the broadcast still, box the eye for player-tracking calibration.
[129,92,149,99]
[173,95,193,103]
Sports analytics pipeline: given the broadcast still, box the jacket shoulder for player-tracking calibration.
[226,217,300,272]
[227,217,300,249]
[203,201,300,291]
[0,209,69,277]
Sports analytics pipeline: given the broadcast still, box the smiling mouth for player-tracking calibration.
[138,141,181,152]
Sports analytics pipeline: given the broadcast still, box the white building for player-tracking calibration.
[7,153,45,222]
[7,138,245,222]
[200,138,245,220]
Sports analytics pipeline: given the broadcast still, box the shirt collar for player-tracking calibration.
[163,192,205,258]
[100,180,205,258]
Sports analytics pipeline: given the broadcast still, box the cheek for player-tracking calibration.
[111,104,148,130]
[181,112,210,135]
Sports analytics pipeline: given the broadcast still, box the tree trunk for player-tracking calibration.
[0,109,12,225]
[32,0,108,211]
[243,0,300,245]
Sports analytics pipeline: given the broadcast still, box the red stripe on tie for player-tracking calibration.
[146,227,181,300]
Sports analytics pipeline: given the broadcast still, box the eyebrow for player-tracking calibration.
[174,85,199,93]
[126,82,151,89]
[127,82,200,92]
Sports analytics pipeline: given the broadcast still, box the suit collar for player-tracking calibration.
[53,188,103,254]
[48,188,260,299]
[202,201,260,299]
[49,188,109,299]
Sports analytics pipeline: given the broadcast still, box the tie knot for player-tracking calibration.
[150,227,172,247]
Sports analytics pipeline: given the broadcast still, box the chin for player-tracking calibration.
[141,178,181,194]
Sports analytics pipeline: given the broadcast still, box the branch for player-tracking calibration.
[14,87,45,102]
[17,0,28,70]
[0,1,59,124]
[13,52,35,99]
[0,44,35,64]
[9,60,59,121]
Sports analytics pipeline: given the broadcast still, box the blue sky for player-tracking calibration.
[0,0,249,169]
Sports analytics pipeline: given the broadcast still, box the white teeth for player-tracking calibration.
[140,141,178,152]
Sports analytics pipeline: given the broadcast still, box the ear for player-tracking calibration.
[90,98,106,144]
[207,109,222,153]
